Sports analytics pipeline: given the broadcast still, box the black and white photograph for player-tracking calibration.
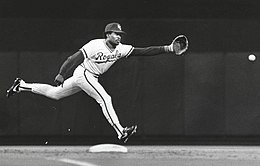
[1,0,260,165]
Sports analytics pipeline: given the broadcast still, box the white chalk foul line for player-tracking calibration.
[58,158,100,166]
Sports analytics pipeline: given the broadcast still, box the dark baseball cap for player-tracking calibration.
[104,22,126,35]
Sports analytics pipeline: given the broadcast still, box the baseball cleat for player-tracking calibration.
[6,78,22,98]
[120,125,137,143]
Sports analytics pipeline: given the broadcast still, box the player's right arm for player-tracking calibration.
[54,50,84,86]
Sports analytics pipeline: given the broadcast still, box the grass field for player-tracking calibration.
[1,145,260,166]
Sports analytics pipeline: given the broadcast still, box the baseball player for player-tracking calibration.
[6,22,188,143]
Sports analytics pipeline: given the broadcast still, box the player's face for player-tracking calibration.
[107,32,122,45]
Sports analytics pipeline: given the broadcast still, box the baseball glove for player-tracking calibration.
[171,35,188,56]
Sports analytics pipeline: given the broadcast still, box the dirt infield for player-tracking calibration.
[0,145,260,165]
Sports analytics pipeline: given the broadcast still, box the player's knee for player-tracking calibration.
[104,95,112,103]
[51,95,62,100]
[48,94,61,100]
[98,94,112,105]
[46,91,62,100]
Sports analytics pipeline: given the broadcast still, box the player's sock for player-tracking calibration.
[19,80,32,92]
[113,124,124,139]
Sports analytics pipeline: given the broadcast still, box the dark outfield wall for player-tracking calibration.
[1,19,260,144]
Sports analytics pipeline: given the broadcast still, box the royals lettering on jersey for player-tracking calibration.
[94,50,122,63]
[80,39,134,75]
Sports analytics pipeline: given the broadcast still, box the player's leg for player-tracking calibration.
[7,76,81,100]
[77,70,126,139]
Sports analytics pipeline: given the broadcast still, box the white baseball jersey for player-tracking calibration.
[80,39,134,75]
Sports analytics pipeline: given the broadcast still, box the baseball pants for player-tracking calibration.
[21,65,124,138]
